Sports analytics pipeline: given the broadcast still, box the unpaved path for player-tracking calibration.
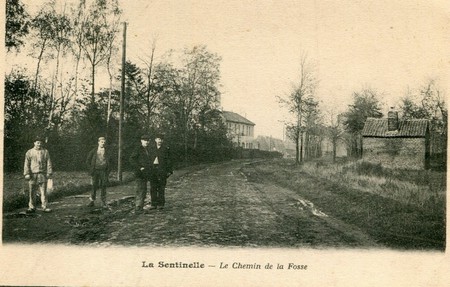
[3,160,379,248]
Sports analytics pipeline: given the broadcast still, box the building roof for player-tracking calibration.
[362,118,429,137]
[222,111,255,125]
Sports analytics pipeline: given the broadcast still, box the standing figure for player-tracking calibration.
[86,136,111,208]
[130,135,152,214]
[148,133,173,210]
[23,136,53,213]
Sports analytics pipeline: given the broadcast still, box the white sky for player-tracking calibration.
[9,0,450,139]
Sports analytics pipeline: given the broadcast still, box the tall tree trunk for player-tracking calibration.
[48,48,62,132]
[295,129,300,165]
[193,127,198,149]
[33,40,47,92]
[184,128,188,163]
[106,58,113,140]
[332,139,337,163]
[300,131,304,163]
[305,132,309,159]
[91,63,96,104]
[146,44,155,126]
[73,47,82,97]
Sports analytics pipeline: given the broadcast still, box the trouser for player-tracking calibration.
[91,169,108,203]
[150,166,167,207]
[135,178,149,210]
[28,174,48,209]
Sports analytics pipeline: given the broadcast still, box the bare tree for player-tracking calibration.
[29,2,54,92]
[400,79,447,134]
[79,0,121,103]
[278,54,318,164]
[69,0,87,97]
[139,38,160,128]
[27,1,73,135]
[46,3,72,132]
[400,79,447,166]
[104,7,121,131]
[420,79,447,134]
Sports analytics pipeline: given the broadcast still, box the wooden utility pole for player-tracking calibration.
[118,22,127,181]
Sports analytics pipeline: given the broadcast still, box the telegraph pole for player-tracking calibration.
[118,22,127,181]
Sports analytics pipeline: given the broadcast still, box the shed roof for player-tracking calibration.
[222,111,255,125]
[362,118,429,137]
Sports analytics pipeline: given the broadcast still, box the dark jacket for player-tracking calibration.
[86,147,111,175]
[130,145,153,179]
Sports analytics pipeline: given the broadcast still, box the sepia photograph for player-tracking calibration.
[1,0,449,286]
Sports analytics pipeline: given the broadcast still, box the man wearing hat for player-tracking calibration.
[130,135,153,214]
[86,136,111,208]
[147,133,173,210]
[23,136,53,213]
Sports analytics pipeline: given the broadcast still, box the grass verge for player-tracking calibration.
[242,159,446,250]
[2,171,134,212]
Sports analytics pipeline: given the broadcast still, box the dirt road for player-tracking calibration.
[3,160,379,248]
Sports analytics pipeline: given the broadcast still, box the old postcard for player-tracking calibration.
[1,0,449,286]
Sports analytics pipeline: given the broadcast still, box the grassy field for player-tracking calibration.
[2,171,134,212]
[304,159,446,210]
[242,158,446,250]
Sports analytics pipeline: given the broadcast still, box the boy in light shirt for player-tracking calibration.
[23,136,53,213]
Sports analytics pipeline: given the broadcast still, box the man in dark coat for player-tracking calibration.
[147,133,173,210]
[130,135,153,214]
[86,136,111,208]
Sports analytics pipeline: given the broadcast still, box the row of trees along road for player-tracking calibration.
[5,1,447,171]
[279,54,447,166]
[5,0,233,173]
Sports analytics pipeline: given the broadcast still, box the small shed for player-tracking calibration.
[362,110,430,170]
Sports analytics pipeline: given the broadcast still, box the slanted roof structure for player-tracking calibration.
[222,111,255,126]
[362,118,429,137]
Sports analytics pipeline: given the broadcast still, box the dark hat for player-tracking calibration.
[34,136,44,142]
[154,133,165,139]
[141,135,151,140]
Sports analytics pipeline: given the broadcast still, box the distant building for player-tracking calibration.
[221,111,255,149]
[362,109,430,170]
[256,136,298,158]
[321,138,348,158]
[283,139,297,158]
[255,135,284,152]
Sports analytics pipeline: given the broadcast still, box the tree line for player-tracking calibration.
[5,0,447,172]
[279,54,447,166]
[4,0,234,172]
